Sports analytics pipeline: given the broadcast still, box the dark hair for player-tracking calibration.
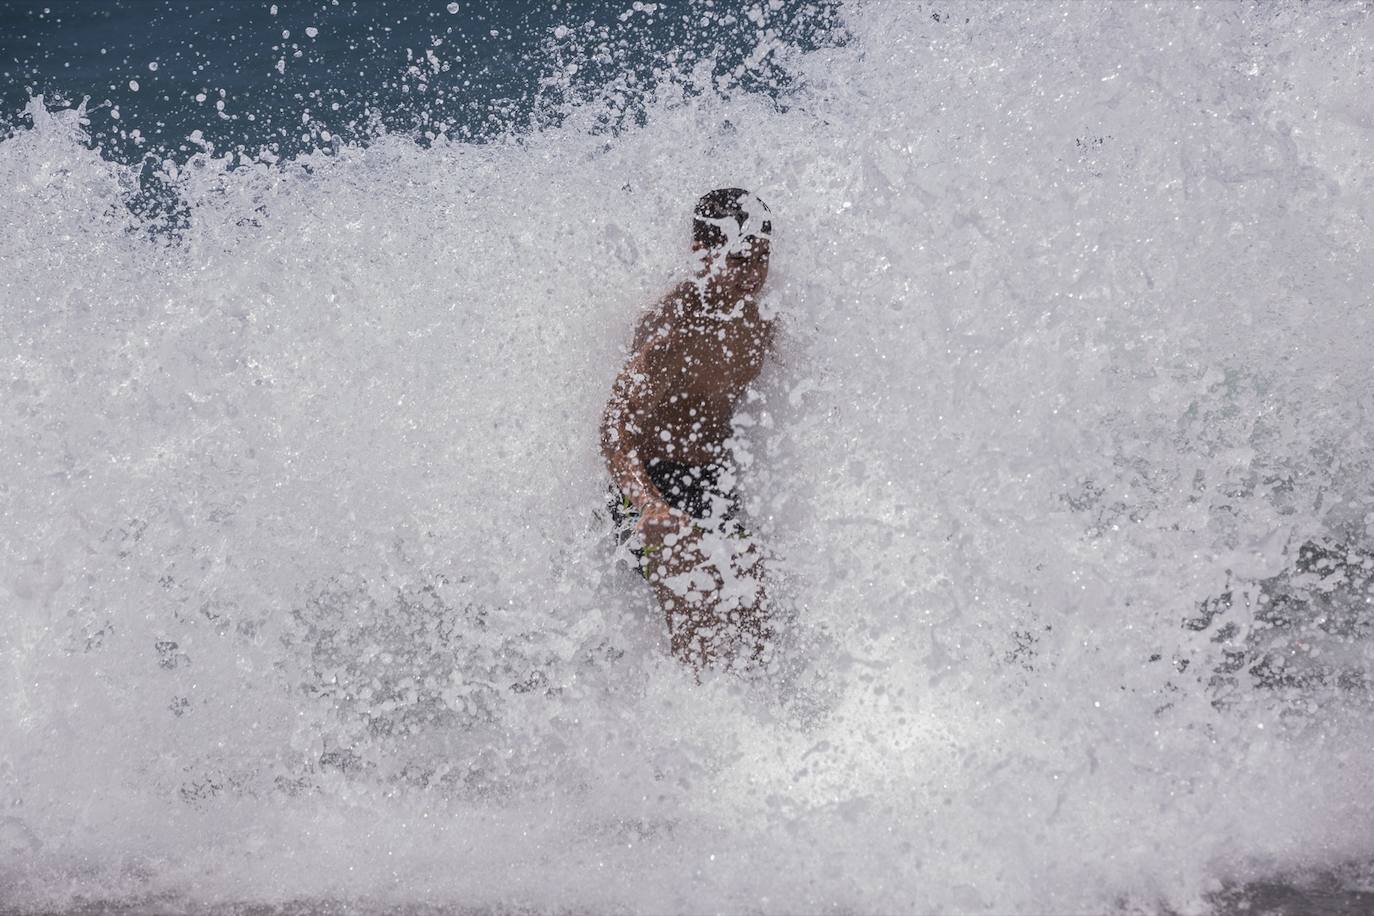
[692,187,772,249]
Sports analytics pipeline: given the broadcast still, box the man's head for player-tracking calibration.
[692,188,772,291]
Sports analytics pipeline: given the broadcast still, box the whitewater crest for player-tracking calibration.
[2,2,1373,913]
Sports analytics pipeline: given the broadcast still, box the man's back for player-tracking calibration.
[628,279,773,465]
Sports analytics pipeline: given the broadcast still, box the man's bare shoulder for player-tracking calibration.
[632,280,701,351]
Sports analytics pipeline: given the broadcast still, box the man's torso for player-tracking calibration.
[631,281,771,465]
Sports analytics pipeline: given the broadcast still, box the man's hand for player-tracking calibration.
[634,500,693,541]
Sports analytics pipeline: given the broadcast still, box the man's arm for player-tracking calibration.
[600,344,665,512]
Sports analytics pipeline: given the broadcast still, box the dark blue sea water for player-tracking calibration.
[1,0,842,163]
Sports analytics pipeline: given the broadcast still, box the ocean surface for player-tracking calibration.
[3,1,1374,913]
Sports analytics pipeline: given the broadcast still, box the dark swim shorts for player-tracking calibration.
[608,461,748,574]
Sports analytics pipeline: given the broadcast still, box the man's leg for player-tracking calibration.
[642,525,770,669]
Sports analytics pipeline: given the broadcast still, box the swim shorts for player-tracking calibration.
[608,461,747,574]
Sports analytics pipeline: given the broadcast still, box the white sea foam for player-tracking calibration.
[2,2,1374,912]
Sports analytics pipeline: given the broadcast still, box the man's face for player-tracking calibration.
[693,238,771,293]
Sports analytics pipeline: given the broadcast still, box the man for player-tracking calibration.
[601,188,777,671]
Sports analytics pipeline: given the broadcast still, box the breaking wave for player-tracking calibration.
[2,2,1373,912]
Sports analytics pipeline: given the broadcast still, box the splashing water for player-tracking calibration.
[2,2,1374,913]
